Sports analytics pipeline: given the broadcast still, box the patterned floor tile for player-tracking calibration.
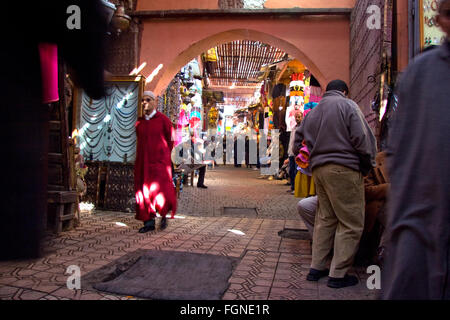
[0,167,376,300]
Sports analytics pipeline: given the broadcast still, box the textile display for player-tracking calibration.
[289,73,305,97]
[205,48,218,62]
[176,103,190,145]
[272,96,286,129]
[285,105,301,132]
[38,43,59,103]
[160,77,182,122]
[294,171,316,198]
[208,106,219,129]
[303,102,318,116]
[309,86,323,103]
[79,82,139,162]
[295,145,310,169]
[272,83,286,99]
[189,107,202,130]
[303,75,311,104]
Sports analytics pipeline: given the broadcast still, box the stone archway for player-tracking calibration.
[138,15,350,95]
[151,29,327,95]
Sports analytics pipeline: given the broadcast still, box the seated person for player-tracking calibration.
[297,152,389,265]
[175,132,208,189]
[258,140,276,180]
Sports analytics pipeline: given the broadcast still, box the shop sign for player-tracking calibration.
[420,0,446,48]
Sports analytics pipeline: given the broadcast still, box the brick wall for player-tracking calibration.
[350,0,391,133]
[105,25,140,75]
[104,0,140,75]
[219,0,244,9]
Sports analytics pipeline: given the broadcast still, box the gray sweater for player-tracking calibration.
[294,90,376,173]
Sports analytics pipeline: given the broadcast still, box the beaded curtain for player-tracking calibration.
[79,82,139,162]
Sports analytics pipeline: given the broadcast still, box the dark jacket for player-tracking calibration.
[294,90,377,174]
[380,41,450,300]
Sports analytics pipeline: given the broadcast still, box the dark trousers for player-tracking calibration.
[197,165,206,186]
[289,156,297,191]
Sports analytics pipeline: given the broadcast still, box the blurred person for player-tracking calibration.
[233,134,241,167]
[258,138,275,180]
[135,91,177,233]
[295,80,377,288]
[1,1,108,260]
[287,111,304,194]
[190,133,208,189]
[380,0,450,299]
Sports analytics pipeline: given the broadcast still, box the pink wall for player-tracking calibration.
[139,16,350,95]
[136,0,356,11]
[137,0,218,11]
[264,0,357,9]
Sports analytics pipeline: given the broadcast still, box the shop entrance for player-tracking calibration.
[158,38,322,219]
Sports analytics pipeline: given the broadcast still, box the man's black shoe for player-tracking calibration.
[327,274,359,288]
[306,268,329,281]
[160,217,168,230]
[138,219,155,233]
[197,184,208,189]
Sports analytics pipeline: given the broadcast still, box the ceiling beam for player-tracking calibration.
[132,8,352,20]
[210,77,260,83]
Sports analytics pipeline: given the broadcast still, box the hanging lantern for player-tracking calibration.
[111,5,131,36]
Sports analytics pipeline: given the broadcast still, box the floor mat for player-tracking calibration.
[82,249,239,300]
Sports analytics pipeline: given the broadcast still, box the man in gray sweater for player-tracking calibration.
[294,80,377,288]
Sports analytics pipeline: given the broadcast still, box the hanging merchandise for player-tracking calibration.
[180,85,189,97]
[189,92,203,135]
[289,73,305,97]
[303,102,318,117]
[285,105,301,132]
[176,102,190,145]
[194,79,203,94]
[309,86,323,103]
[263,106,270,135]
[79,80,140,162]
[260,81,269,107]
[271,83,286,130]
[187,59,201,78]
[208,106,219,129]
[272,83,286,99]
[268,106,274,131]
[189,107,202,131]
[205,48,218,62]
[289,72,309,115]
[303,71,311,105]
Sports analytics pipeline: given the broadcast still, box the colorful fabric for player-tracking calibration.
[303,102,318,116]
[294,171,316,198]
[178,107,189,127]
[38,43,59,103]
[295,146,310,168]
[285,106,301,132]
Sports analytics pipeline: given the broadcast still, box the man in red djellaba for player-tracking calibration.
[134,91,177,233]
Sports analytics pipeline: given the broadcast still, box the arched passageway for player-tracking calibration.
[138,15,350,95]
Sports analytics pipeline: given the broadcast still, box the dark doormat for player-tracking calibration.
[82,249,240,300]
[223,207,257,217]
[278,228,312,240]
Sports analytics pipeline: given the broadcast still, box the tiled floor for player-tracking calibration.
[0,166,379,300]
